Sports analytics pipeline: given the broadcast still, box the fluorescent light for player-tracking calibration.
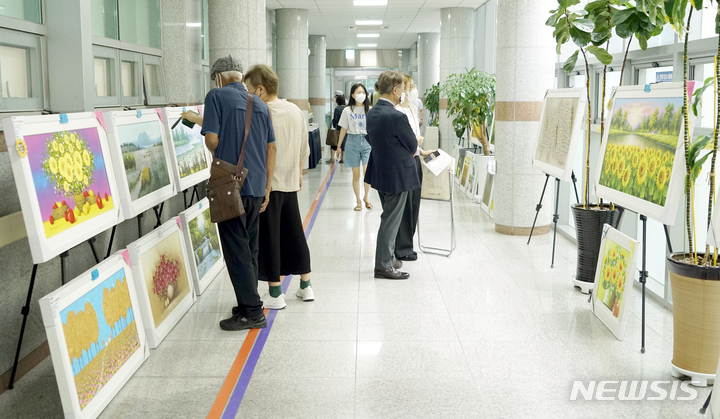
[345,50,355,59]
[356,20,383,26]
[357,33,379,38]
[353,0,388,5]
[186,22,201,27]
[358,43,377,48]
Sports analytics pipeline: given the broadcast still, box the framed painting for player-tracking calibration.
[481,160,496,218]
[453,147,471,184]
[533,88,586,182]
[460,152,473,190]
[179,198,224,295]
[591,225,638,340]
[104,109,176,219]
[2,113,122,264]
[127,219,195,348]
[39,252,148,419]
[474,155,494,205]
[161,107,211,192]
[465,154,477,198]
[595,83,690,224]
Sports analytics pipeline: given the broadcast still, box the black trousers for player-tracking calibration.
[258,191,311,281]
[217,196,264,319]
[395,156,423,259]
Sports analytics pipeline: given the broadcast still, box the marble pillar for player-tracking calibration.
[493,0,556,235]
[309,35,327,140]
[439,8,474,150]
[161,0,204,104]
[207,0,266,75]
[276,9,309,120]
[417,32,440,98]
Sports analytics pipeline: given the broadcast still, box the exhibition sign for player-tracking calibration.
[127,219,195,348]
[104,110,176,218]
[2,113,122,264]
[179,198,224,295]
[533,88,586,182]
[595,83,689,224]
[161,107,211,192]
[39,253,148,419]
[591,225,638,340]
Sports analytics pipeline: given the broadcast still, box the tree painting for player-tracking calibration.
[188,207,222,281]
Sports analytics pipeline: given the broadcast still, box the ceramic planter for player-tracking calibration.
[571,204,624,283]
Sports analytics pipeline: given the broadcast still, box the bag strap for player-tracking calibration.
[236,93,254,177]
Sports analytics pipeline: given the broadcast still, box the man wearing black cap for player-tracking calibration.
[201,55,277,330]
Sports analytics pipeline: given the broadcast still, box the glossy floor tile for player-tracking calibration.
[0,160,712,418]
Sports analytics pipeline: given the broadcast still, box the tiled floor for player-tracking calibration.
[0,161,712,418]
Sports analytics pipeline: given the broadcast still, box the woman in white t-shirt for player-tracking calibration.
[336,83,373,211]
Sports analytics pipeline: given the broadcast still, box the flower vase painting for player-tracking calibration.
[26,128,115,239]
[595,239,631,318]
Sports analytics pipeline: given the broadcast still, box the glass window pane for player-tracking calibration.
[0,0,42,24]
[701,3,719,39]
[119,0,161,49]
[629,24,675,50]
[568,74,586,89]
[144,61,165,98]
[0,45,30,98]
[637,65,674,85]
[202,0,209,62]
[598,71,621,118]
[91,0,119,40]
[94,56,116,97]
[121,60,135,97]
[696,63,717,129]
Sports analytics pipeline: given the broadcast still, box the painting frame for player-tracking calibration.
[481,160,496,218]
[104,109,176,219]
[161,106,212,192]
[533,88,586,182]
[39,252,148,419]
[2,113,123,264]
[465,153,478,199]
[179,198,225,295]
[460,151,473,192]
[594,83,690,225]
[127,219,195,348]
[591,225,638,340]
[474,155,495,205]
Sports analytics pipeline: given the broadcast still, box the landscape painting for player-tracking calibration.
[188,207,222,282]
[535,96,578,171]
[59,268,139,410]
[25,128,115,239]
[599,97,682,207]
[139,230,191,328]
[115,121,171,200]
[171,121,208,179]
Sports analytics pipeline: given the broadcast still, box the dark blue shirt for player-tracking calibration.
[201,82,276,198]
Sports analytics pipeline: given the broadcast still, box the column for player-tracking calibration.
[46,0,95,111]
[417,33,440,97]
[161,0,204,104]
[439,8,474,150]
[309,35,327,140]
[207,0,266,74]
[276,9,309,120]
[493,0,556,235]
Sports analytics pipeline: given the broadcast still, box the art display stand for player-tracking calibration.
[527,171,580,268]
[182,184,201,209]
[418,161,456,257]
[639,215,648,353]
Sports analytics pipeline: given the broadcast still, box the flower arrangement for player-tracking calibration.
[599,241,629,318]
[151,254,180,307]
[41,131,95,198]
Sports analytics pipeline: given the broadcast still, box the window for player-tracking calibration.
[118,0,161,49]
[700,3,719,39]
[93,45,119,106]
[0,28,43,111]
[635,64,674,85]
[201,0,209,63]
[596,70,621,120]
[120,51,142,106]
[143,55,166,105]
[0,0,41,24]
[630,24,676,50]
[91,0,119,40]
[693,61,718,129]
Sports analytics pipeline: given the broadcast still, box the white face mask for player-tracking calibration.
[355,93,366,104]
[408,88,418,103]
[400,92,406,104]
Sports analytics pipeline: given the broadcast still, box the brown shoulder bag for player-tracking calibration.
[206,93,254,223]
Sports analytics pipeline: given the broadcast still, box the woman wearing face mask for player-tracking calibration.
[336,83,373,211]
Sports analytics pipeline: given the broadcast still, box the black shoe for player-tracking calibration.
[231,306,240,317]
[374,268,410,280]
[220,314,267,331]
[392,259,403,269]
[397,253,418,262]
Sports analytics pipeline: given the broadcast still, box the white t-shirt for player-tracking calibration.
[414,98,424,112]
[267,99,310,192]
[395,103,421,136]
[339,105,368,135]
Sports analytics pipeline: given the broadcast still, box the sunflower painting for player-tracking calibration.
[598,97,683,207]
[595,238,631,319]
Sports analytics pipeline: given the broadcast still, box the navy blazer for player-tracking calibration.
[364,99,421,194]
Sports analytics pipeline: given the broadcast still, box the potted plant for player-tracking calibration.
[440,69,495,155]
[548,0,664,284]
[657,0,720,381]
[424,82,440,127]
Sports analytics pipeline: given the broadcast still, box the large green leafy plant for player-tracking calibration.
[423,82,440,127]
[440,69,495,151]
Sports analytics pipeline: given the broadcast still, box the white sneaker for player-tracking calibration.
[295,286,315,302]
[264,294,287,310]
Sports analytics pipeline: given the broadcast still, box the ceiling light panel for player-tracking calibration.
[353,0,388,5]
[357,33,380,38]
[356,20,383,25]
[358,43,377,47]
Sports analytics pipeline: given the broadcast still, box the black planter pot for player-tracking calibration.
[572,204,625,283]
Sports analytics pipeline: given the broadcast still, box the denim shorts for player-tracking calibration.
[344,134,371,168]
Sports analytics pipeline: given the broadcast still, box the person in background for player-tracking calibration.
[414,94,424,127]
[200,55,276,331]
[327,93,346,164]
[244,64,314,309]
[370,82,381,105]
[394,74,425,262]
[365,70,433,280]
[336,83,373,211]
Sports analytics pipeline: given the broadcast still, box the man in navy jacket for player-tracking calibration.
[365,71,428,279]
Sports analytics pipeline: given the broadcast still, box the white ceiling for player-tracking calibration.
[267,0,489,50]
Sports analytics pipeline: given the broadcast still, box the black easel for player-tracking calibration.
[137,212,144,237]
[153,204,164,228]
[528,173,551,245]
[639,214,648,354]
[183,185,200,209]
[104,225,117,259]
[551,178,561,268]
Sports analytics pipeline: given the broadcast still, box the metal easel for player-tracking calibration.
[417,161,456,257]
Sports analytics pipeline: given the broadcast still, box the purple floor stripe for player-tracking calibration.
[221,164,337,418]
